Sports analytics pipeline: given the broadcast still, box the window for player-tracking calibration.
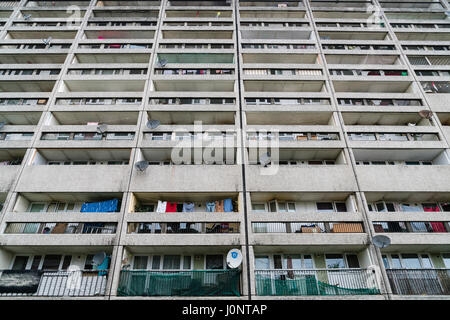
[30,256,41,270]
[383,253,434,269]
[84,255,98,270]
[278,202,295,213]
[325,254,345,269]
[29,203,46,212]
[205,255,223,269]
[252,203,266,212]
[163,255,181,270]
[42,255,62,270]
[133,256,148,269]
[61,256,72,270]
[335,202,347,212]
[12,256,28,270]
[255,256,270,269]
[183,256,191,270]
[443,253,450,268]
[316,202,334,212]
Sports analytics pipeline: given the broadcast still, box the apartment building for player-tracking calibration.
[0,0,449,300]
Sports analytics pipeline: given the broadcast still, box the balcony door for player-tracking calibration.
[325,254,363,290]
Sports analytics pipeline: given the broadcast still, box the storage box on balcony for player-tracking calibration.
[301,226,322,233]
[332,223,363,233]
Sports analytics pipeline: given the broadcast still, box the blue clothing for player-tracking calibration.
[96,256,110,276]
[183,202,195,212]
[206,202,215,212]
[81,199,119,213]
[224,198,233,212]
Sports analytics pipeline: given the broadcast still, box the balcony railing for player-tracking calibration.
[252,222,364,234]
[128,222,239,234]
[373,221,449,233]
[0,269,108,297]
[386,269,450,295]
[4,222,117,234]
[255,269,380,296]
[117,269,240,297]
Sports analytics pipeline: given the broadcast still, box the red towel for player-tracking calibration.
[430,222,446,232]
[166,202,177,212]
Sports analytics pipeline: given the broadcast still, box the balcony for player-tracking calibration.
[4,222,117,234]
[96,0,161,6]
[373,221,449,233]
[0,269,109,297]
[255,269,380,296]
[128,222,239,234]
[130,153,241,192]
[0,148,24,192]
[117,269,240,297]
[386,269,450,296]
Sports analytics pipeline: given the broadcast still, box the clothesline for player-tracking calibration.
[155,199,234,213]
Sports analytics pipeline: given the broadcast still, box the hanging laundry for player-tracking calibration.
[411,222,427,232]
[206,202,215,212]
[156,201,167,213]
[96,256,109,276]
[183,202,195,212]
[423,205,440,212]
[224,198,233,212]
[176,203,183,212]
[166,202,177,212]
[215,200,224,212]
[430,222,446,232]
[81,199,118,213]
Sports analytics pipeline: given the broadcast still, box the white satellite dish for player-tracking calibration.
[418,110,433,119]
[147,119,160,129]
[157,58,168,68]
[135,160,149,172]
[372,235,391,249]
[96,124,108,134]
[93,252,106,266]
[259,152,271,167]
[226,249,243,269]
[42,36,52,45]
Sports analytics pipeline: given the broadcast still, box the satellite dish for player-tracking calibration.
[372,235,391,249]
[42,36,52,45]
[93,252,106,266]
[226,249,243,269]
[135,160,149,172]
[259,152,271,167]
[0,121,5,129]
[157,58,168,68]
[96,124,108,134]
[418,110,433,119]
[146,119,160,129]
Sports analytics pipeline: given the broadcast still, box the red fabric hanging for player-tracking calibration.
[430,222,446,232]
[165,202,177,212]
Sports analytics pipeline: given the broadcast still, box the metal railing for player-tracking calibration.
[129,222,239,234]
[373,222,449,233]
[117,269,241,297]
[0,269,108,297]
[252,222,364,233]
[255,269,380,296]
[386,269,450,295]
[4,222,117,234]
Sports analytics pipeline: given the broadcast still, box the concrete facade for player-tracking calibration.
[0,0,449,300]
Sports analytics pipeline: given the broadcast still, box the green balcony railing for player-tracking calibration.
[255,269,380,296]
[117,269,241,297]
